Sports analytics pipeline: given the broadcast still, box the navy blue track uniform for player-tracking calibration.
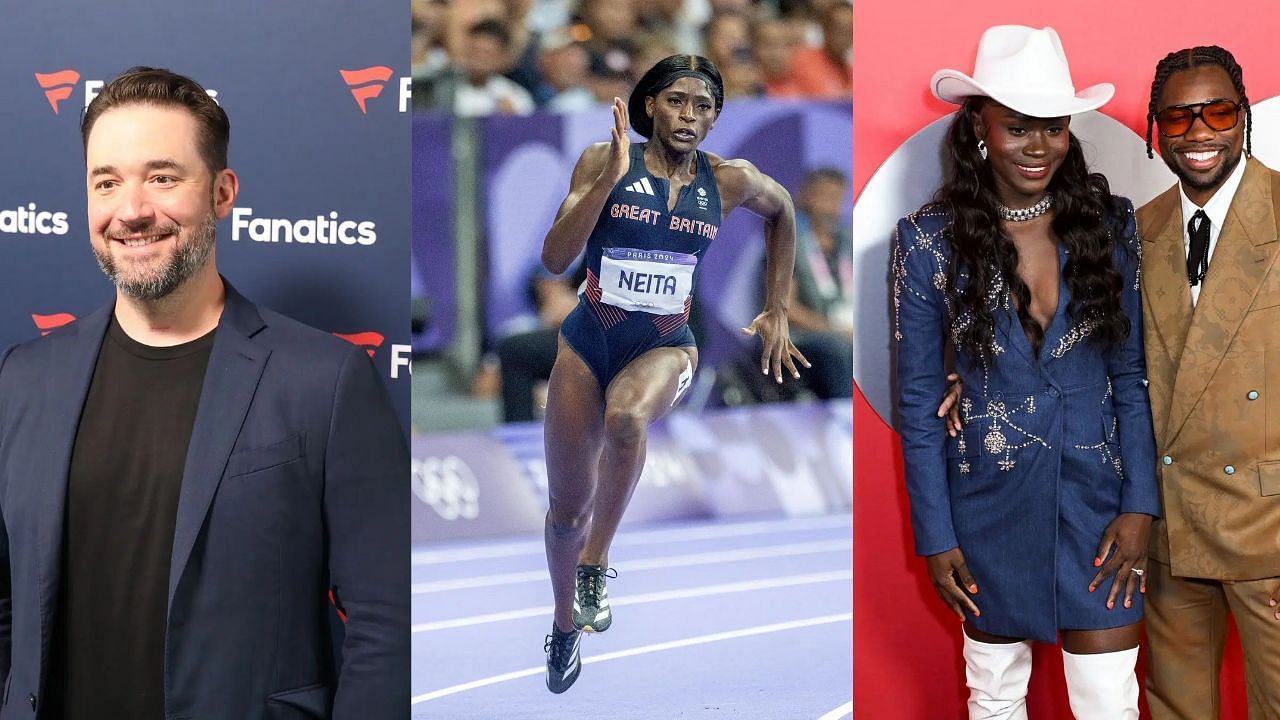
[560,142,722,388]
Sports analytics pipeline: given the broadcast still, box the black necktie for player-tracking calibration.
[1187,209,1210,288]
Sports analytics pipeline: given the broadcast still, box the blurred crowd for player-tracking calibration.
[412,0,852,116]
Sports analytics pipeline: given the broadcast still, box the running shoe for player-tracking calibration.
[544,623,582,694]
[573,564,617,632]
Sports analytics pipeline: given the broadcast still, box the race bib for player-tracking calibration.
[599,247,696,314]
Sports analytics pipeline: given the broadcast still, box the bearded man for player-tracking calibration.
[0,68,408,720]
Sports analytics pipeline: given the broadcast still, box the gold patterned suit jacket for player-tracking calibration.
[1138,157,1280,580]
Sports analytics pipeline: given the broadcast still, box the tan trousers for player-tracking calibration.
[1145,559,1280,719]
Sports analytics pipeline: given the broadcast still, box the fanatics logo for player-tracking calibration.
[34,69,80,114]
[339,66,394,114]
[333,330,385,358]
[1,203,71,236]
[36,71,219,114]
[31,312,76,336]
[231,208,378,246]
[624,177,657,196]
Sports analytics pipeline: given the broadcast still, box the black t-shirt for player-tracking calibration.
[45,315,215,719]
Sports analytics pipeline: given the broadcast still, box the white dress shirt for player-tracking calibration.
[1179,157,1247,305]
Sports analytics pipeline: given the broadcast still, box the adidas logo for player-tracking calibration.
[624,177,657,196]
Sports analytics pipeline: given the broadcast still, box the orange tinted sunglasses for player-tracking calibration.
[1156,99,1242,137]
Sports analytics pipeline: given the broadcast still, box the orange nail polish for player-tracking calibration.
[1094,558,1102,567]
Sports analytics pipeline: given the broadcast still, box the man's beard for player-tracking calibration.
[1163,146,1243,196]
[93,212,217,302]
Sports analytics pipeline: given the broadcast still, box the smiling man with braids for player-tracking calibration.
[1136,45,1280,718]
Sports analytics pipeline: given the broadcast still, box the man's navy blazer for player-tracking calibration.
[0,281,409,719]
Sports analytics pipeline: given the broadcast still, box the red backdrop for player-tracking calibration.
[853,3,1280,717]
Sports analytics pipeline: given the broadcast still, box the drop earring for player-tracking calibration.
[978,140,988,160]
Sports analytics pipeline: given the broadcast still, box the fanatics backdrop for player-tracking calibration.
[852,2,1280,717]
[0,0,412,427]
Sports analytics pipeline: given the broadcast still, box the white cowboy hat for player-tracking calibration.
[931,25,1113,117]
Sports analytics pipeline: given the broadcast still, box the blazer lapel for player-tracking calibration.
[35,305,111,628]
[1037,243,1071,364]
[1140,186,1194,374]
[996,245,1069,372]
[983,258,1039,371]
[167,282,270,606]
[996,306,1038,370]
[1166,158,1280,443]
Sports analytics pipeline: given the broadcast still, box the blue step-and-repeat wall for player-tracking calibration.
[0,0,411,427]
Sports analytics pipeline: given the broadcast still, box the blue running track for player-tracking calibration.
[411,514,852,719]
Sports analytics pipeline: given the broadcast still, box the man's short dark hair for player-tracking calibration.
[81,67,230,173]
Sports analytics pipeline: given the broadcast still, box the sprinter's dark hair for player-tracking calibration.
[628,55,724,139]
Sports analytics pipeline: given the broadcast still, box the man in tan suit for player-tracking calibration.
[1138,46,1280,718]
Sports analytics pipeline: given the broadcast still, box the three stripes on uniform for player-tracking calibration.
[625,177,657,196]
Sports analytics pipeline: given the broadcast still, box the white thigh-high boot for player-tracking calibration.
[1061,647,1139,719]
[962,632,1032,719]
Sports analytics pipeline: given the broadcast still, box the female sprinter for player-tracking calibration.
[539,54,808,693]
[892,26,1158,718]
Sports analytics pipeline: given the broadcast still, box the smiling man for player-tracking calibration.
[0,68,408,719]
[1136,46,1280,718]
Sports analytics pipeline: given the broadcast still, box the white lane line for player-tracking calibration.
[412,514,851,566]
[818,701,853,720]
[412,539,851,594]
[412,612,853,704]
[413,570,852,632]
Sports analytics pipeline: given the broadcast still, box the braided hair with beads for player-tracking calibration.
[1145,45,1252,159]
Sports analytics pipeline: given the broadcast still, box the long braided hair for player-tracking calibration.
[1145,46,1251,159]
[934,97,1129,366]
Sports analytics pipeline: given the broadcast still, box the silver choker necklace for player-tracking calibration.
[997,194,1053,222]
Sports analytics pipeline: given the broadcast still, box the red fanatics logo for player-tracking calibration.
[339,66,393,114]
[31,312,77,336]
[333,331,385,358]
[34,70,80,114]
